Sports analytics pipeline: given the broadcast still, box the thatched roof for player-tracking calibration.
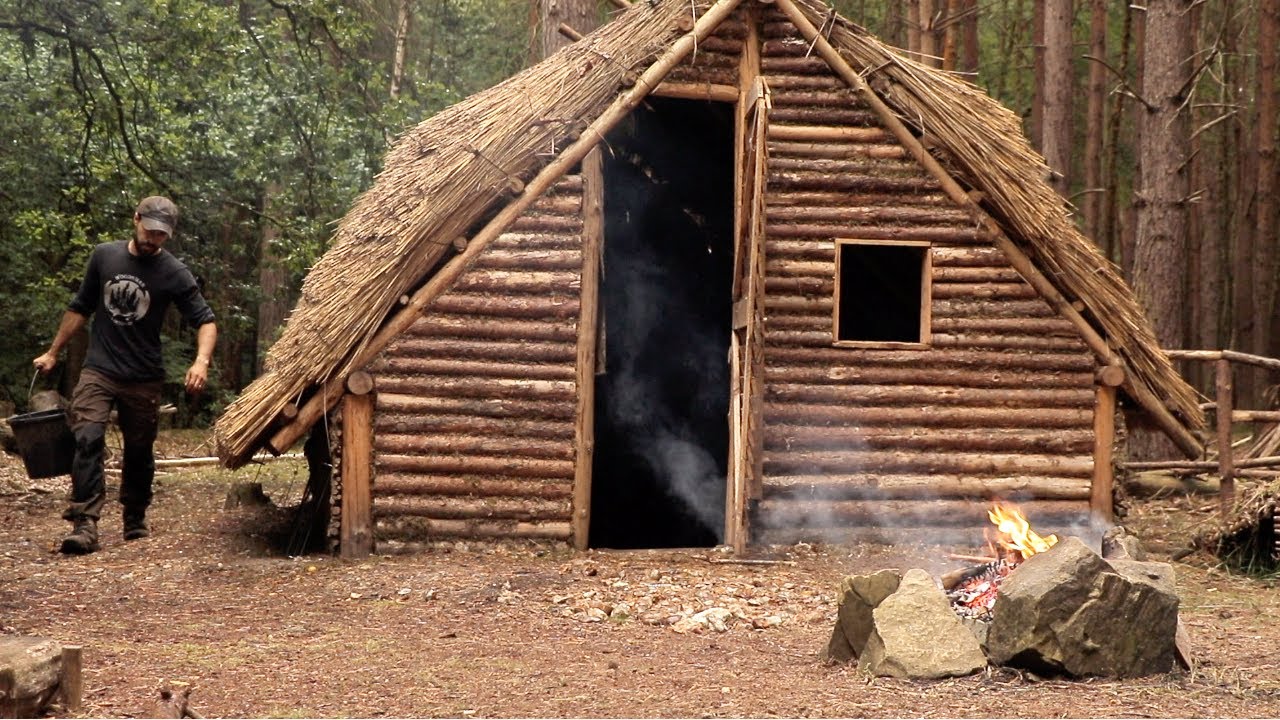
[215,0,1204,468]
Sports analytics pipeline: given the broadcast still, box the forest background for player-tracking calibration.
[0,0,1277,441]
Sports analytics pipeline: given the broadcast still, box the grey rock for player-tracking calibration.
[859,569,987,679]
[824,569,901,663]
[986,536,1178,677]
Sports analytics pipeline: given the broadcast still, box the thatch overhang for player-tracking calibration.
[215,0,1204,469]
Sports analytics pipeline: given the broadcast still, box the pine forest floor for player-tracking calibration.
[2,430,1278,718]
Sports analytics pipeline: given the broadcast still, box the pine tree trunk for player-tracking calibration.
[1258,2,1280,370]
[1031,0,1046,150]
[536,0,600,60]
[1042,0,1074,197]
[1131,0,1194,459]
[1082,0,1107,238]
[390,0,414,99]
[960,0,979,76]
[257,184,288,376]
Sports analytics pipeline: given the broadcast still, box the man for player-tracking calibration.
[33,196,217,554]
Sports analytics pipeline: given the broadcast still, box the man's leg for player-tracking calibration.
[117,380,161,540]
[62,369,115,554]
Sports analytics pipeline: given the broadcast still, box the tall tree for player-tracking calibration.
[1258,1,1280,364]
[535,0,600,60]
[1132,0,1193,457]
[1081,0,1106,237]
[1041,0,1074,196]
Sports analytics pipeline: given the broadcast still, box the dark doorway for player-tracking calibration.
[589,97,736,549]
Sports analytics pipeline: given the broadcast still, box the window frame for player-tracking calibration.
[831,238,932,349]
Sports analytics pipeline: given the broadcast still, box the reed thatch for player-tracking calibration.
[214,0,710,466]
[789,0,1203,432]
[216,0,1203,468]
[1193,479,1279,571]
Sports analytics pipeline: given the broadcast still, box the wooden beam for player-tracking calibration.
[771,0,1202,459]
[557,23,584,42]
[266,0,747,457]
[341,393,374,558]
[1091,384,1116,522]
[59,645,83,713]
[1216,358,1234,518]
[572,148,604,551]
[1167,348,1280,372]
[651,81,740,103]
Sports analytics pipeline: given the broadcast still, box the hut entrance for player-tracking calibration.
[589,97,736,549]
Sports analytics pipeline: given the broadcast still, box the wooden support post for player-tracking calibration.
[572,148,604,551]
[59,645,82,713]
[341,392,374,558]
[1091,384,1116,523]
[1216,358,1234,518]
[771,0,1203,460]
[265,0,746,460]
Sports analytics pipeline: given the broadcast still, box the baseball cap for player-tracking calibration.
[136,196,179,236]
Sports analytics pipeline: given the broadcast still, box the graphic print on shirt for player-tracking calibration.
[104,274,151,325]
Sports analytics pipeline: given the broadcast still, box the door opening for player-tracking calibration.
[589,96,736,549]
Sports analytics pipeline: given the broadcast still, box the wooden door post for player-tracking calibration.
[1216,358,1234,518]
[1091,384,1116,523]
[341,390,375,558]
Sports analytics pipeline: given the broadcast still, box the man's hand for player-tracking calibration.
[33,352,57,374]
[185,358,209,394]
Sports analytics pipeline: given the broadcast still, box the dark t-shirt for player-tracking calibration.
[68,240,216,382]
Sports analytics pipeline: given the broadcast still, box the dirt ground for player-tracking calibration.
[2,430,1278,719]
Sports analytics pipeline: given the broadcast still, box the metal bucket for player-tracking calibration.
[7,408,74,479]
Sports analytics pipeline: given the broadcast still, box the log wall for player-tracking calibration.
[752,12,1096,545]
[367,177,584,549]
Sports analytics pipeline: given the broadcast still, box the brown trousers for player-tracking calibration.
[63,368,163,521]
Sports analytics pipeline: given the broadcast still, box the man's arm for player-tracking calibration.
[184,321,218,394]
[33,310,88,374]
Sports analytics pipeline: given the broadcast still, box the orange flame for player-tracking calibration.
[987,502,1058,562]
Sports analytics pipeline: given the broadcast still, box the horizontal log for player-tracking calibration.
[687,35,742,54]
[763,473,1092,500]
[761,449,1094,477]
[930,333,1092,352]
[769,106,885,126]
[764,425,1096,454]
[1121,471,1220,496]
[931,246,1009,266]
[1165,348,1280,371]
[930,316,1079,335]
[664,65,739,86]
[451,269,581,295]
[376,412,574,440]
[375,392,576,421]
[489,232,582,252]
[771,155,923,177]
[753,498,1092,528]
[651,80,739,102]
[763,362,1095,388]
[768,221,980,242]
[753,524,989,548]
[764,345,1096,371]
[373,375,574,402]
[406,314,578,342]
[930,282,1039,301]
[508,214,583,234]
[472,248,582,271]
[380,337,575,365]
[769,89,861,109]
[375,356,575,382]
[767,190,952,209]
[374,496,570,523]
[761,55,843,75]
[765,382,1096,408]
[376,516,571,542]
[931,265,1018,281]
[760,74,847,91]
[378,453,574,480]
[769,141,907,160]
[933,298,1057,318]
[768,122,890,142]
[1230,410,1280,423]
[764,276,834,297]
[374,473,574,499]
[764,402,1094,429]
[520,194,581,216]
[376,432,574,460]
[766,204,969,225]
[425,294,581,321]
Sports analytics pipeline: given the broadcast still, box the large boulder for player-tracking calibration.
[0,636,63,717]
[986,536,1179,677]
[858,569,987,679]
[824,570,901,662]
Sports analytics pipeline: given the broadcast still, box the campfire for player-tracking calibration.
[946,502,1059,620]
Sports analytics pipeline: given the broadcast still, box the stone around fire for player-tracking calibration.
[858,569,987,679]
[986,536,1179,678]
[824,569,901,663]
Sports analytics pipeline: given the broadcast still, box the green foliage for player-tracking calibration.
[0,0,530,420]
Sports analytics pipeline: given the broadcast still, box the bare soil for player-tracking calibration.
[2,430,1278,718]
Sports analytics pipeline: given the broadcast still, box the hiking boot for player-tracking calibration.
[123,510,150,541]
[60,518,100,555]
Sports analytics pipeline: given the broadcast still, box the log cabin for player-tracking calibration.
[214,0,1206,557]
